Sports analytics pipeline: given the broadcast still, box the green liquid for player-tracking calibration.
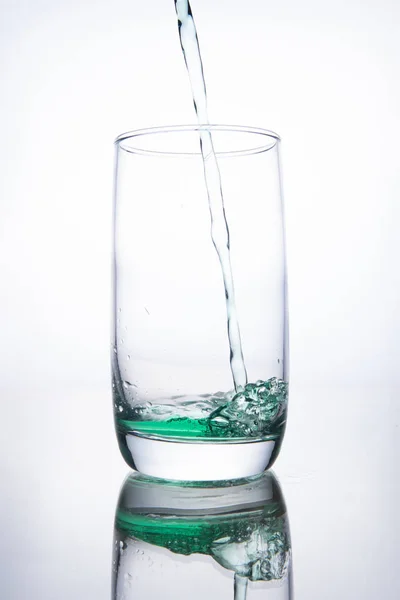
[117,377,287,441]
[116,505,290,581]
[119,416,212,438]
[118,510,248,556]
[117,416,282,440]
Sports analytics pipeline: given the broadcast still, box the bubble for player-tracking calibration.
[208,378,288,438]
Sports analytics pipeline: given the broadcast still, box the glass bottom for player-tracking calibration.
[117,430,281,481]
[114,376,288,479]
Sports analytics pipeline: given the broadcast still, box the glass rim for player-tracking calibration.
[115,124,281,157]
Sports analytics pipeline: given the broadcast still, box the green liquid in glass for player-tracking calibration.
[116,378,288,441]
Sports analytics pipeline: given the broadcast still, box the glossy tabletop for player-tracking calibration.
[2,384,398,599]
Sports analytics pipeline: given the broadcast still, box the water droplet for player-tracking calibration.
[118,308,122,313]
[118,406,123,413]
[123,380,135,389]
[113,347,117,354]
[127,355,131,360]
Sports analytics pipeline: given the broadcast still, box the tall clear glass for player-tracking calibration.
[113,472,293,600]
[112,125,288,480]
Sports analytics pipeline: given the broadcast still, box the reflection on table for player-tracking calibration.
[112,471,293,600]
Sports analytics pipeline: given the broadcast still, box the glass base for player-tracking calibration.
[118,432,278,481]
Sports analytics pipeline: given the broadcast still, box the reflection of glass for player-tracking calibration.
[112,126,288,481]
[112,472,292,600]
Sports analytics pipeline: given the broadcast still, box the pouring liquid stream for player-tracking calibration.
[174,0,247,390]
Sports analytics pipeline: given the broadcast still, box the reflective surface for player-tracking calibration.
[113,472,292,600]
[2,385,399,599]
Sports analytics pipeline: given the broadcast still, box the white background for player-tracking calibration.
[1,1,399,598]
[1,0,399,390]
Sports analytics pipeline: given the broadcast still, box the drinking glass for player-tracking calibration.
[112,125,288,480]
[113,472,292,600]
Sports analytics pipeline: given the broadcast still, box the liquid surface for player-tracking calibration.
[117,378,288,440]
